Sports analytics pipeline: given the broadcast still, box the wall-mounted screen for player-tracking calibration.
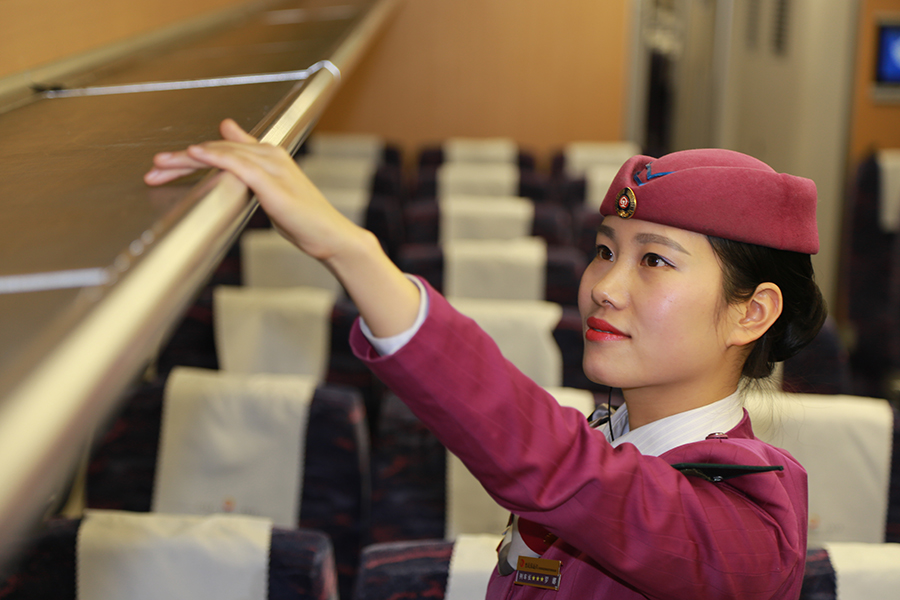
[873,19,900,102]
[876,22,900,84]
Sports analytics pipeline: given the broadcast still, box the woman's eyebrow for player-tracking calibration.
[635,233,691,255]
[597,225,691,255]
[596,224,616,240]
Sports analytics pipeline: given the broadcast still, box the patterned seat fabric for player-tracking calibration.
[553,306,606,392]
[798,547,836,600]
[366,164,405,200]
[328,298,379,421]
[842,155,896,397]
[369,394,447,543]
[781,316,852,395]
[573,204,605,258]
[353,539,453,600]
[552,175,591,208]
[0,519,338,600]
[363,195,406,260]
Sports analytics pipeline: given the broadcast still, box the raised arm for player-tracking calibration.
[145,119,419,338]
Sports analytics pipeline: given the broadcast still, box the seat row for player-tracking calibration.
[4,385,899,600]
[293,134,647,271]
[297,132,642,205]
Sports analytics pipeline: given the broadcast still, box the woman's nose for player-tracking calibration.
[589,263,627,309]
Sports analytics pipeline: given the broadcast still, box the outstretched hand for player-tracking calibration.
[144,118,420,338]
[145,118,360,263]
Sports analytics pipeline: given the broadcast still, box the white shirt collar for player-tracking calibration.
[599,391,744,457]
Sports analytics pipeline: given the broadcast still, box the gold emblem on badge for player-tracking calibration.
[515,556,562,591]
[615,187,637,219]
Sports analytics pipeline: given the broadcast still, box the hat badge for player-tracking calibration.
[615,187,637,219]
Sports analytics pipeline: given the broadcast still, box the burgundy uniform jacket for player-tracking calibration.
[350,281,808,599]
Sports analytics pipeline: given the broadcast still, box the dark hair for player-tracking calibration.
[707,236,827,379]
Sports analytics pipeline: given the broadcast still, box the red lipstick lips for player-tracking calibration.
[585,317,628,342]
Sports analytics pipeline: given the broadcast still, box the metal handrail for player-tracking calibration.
[0,0,398,566]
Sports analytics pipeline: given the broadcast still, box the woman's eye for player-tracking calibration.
[596,245,614,261]
[641,253,671,268]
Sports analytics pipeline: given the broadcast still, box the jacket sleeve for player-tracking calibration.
[351,280,807,599]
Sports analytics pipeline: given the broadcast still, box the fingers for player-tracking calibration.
[144,149,211,185]
[144,166,196,185]
[219,118,258,144]
[144,119,259,186]
[152,150,210,170]
[184,140,289,189]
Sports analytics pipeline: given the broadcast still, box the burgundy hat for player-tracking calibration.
[598,148,818,254]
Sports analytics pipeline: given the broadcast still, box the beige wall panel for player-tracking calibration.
[317,0,630,165]
[0,0,248,79]
[850,0,900,165]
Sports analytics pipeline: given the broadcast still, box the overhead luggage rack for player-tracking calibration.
[0,0,397,566]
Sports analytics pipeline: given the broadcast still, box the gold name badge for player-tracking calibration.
[514,556,562,591]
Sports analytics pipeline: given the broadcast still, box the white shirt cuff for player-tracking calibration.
[359,275,430,356]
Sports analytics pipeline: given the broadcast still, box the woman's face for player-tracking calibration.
[578,216,742,398]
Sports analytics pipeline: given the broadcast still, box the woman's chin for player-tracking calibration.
[582,365,621,388]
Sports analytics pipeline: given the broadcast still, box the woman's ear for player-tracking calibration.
[727,283,783,348]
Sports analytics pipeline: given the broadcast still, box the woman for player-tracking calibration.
[146,120,825,599]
